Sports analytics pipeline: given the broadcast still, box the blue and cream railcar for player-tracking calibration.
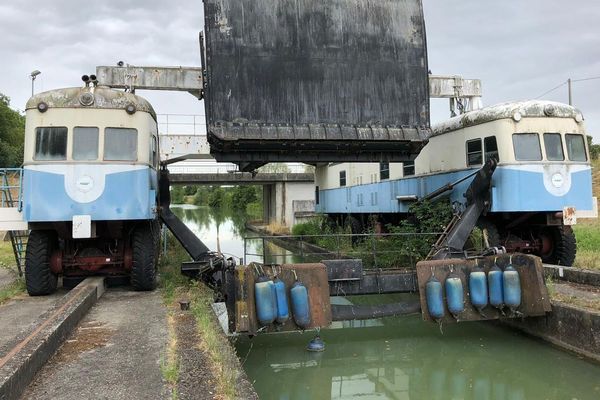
[315,101,597,265]
[22,79,161,294]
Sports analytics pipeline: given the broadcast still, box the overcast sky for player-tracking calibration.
[1,1,599,139]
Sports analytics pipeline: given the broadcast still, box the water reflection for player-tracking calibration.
[171,205,305,264]
[236,310,600,400]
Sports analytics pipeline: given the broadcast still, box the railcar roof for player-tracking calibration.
[26,86,156,120]
[431,100,583,137]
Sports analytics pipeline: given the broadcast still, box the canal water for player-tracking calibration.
[174,205,600,400]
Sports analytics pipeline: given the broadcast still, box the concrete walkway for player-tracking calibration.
[0,290,67,355]
[22,289,170,400]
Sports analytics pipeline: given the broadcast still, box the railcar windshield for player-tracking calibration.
[543,133,564,161]
[104,128,138,161]
[484,136,499,162]
[565,134,587,161]
[34,127,67,161]
[73,127,99,160]
[513,133,542,161]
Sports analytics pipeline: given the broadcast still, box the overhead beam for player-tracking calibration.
[95,65,204,99]
[429,75,482,98]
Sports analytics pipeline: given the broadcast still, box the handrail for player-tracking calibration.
[243,231,443,269]
[0,168,24,211]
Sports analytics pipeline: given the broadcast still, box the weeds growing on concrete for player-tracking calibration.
[0,278,24,305]
[188,285,239,399]
[161,313,180,400]
[159,232,240,399]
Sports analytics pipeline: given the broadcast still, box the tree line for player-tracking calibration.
[0,94,25,167]
[170,185,262,213]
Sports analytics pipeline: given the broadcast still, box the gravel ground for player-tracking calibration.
[174,310,220,400]
[554,282,600,310]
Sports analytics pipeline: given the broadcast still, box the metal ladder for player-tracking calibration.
[1,169,27,276]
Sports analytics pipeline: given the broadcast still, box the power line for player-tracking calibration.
[535,80,567,99]
[535,75,600,100]
[572,75,600,83]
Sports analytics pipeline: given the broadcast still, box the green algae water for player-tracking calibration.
[175,205,600,400]
[235,304,600,400]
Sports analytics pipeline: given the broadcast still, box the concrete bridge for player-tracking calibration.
[169,172,313,185]
[167,161,315,228]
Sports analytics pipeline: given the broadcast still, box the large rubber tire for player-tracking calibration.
[465,218,501,251]
[131,223,157,291]
[345,215,364,245]
[541,226,577,266]
[150,219,161,265]
[25,230,58,296]
[477,219,501,248]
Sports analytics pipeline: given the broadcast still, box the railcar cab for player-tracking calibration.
[433,100,595,265]
[23,83,159,222]
[22,79,161,295]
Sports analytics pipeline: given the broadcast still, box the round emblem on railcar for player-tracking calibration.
[551,173,564,188]
[76,175,94,192]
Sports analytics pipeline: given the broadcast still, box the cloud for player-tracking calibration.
[0,0,598,139]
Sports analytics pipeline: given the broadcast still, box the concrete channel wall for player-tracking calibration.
[503,304,600,363]
[0,278,105,400]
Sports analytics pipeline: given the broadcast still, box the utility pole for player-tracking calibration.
[568,78,573,106]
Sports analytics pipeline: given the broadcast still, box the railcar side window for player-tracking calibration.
[512,133,542,161]
[34,127,67,161]
[150,135,158,166]
[543,133,564,161]
[403,161,415,176]
[104,128,138,161]
[339,170,346,187]
[73,127,99,160]
[380,162,390,180]
[484,136,499,162]
[565,134,587,161]
[466,139,483,166]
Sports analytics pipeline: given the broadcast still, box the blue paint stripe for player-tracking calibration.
[23,168,157,222]
[315,167,593,214]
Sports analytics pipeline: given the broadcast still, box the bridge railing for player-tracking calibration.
[167,161,309,174]
[243,232,443,269]
[157,113,206,136]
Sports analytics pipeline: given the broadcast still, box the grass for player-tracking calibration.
[0,278,25,305]
[573,224,600,270]
[0,239,16,270]
[0,236,24,302]
[188,285,239,400]
[158,233,240,399]
[265,222,290,235]
[161,313,180,400]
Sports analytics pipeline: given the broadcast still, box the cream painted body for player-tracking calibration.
[23,108,157,166]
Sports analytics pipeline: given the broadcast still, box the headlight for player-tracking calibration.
[125,103,137,115]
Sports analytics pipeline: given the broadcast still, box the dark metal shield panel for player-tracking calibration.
[416,254,551,324]
[203,0,430,165]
